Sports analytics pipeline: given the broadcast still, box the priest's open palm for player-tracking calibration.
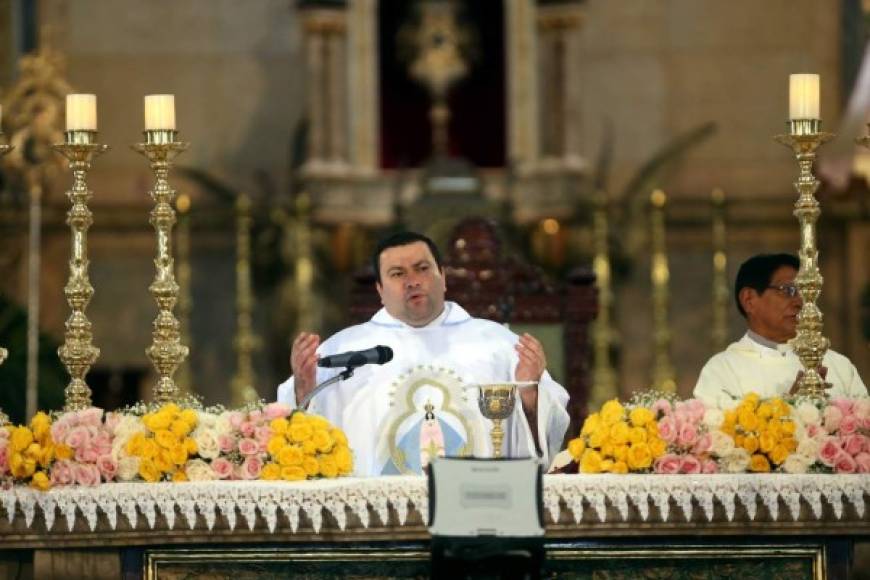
[515,333,545,413]
[291,332,320,406]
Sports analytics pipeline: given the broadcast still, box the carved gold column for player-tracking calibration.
[710,188,729,352]
[132,129,189,404]
[0,134,11,426]
[649,189,676,393]
[175,193,192,395]
[589,188,617,409]
[53,130,108,411]
[774,119,833,398]
[231,193,259,406]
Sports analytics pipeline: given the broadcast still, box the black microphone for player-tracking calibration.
[317,345,393,369]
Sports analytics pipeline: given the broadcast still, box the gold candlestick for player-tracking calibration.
[53,130,108,411]
[774,120,834,398]
[710,188,729,352]
[650,189,676,393]
[0,136,11,425]
[132,130,190,405]
[477,383,518,458]
[231,193,260,406]
[590,188,618,409]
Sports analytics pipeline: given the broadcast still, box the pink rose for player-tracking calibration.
[654,454,681,474]
[692,433,712,455]
[843,434,864,457]
[239,421,256,438]
[0,448,8,476]
[852,399,870,422]
[50,421,70,443]
[680,455,702,474]
[254,426,272,443]
[658,417,677,443]
[831,398,854,416]
[834,452,857,474]
[227,412,244,429]
[75,445,99,464]
[264,403,291,420]
[211,457,234,479]
[807,424,821,439]
[93,432,113,456]
[104,412,121,432]
[218,434,237,453]
[73,463,101,486]
[687,399,707,421]
[65,426,92,450]
[651,398,672,418]
[839,415,859,436]
[701,459,718,474]
[239,456,263,480]
[249,410,263,422]
[238,438,260,457]
[823,406,843,432]
[97,455,118,481]
[855,452,870,474]
[50,460,74,486]
[80,407,104,427]
[677,423,699,448]
[818,437,841,467]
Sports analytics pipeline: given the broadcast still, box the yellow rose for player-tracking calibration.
[126,433,146,456]
[10,427,33,452]
[184,437,198,454]
[277,445,303,467]
[154,450,174,473]
[30,471,50,491]
[770,444,790,465]
[302,456,320,477]
[270,418,289,435]
[331,428,348,447]
[771,398,789,418]
[613,445,629,463]
[629,407,654,428]
[567,438,585,461]
[723,410,738,428]
[600,459,614,473]
[141,439,159,460]
[649,438,667,458]
[38,444,54,468]
[758,432,776,454]
[19,457,37,478]
[334,447,353,474]
[139,459,161,482]
[646,421,659,439]
[312,429,334,453]
[302,440,317,455]
[601,443,615,459]
[307,415,330,430]
[170,419,192,438]
[609,422,630,446]
[148,412,172,432]
[600,400,625,425]
[742,435,759,454]
[757,403,773,420]
[765,420,780,438]
[735,434,745,448]
[749,454,770,473]
[588,428,609,449]
[781,421,796,436]
[626,444,652,470]
[170,445,188,466]
[781,437,797,452]
[289,412,308,425]
[172,471,189,482]
[289,423,313,443]
[155,429,177,449]
[319,456,339,478]
[9,453,24,476]
[743,393,760,410]
[281,465,306,481]
[628,427,648,445]
[179,409,198,428]
[30,412,52,440]
[580,449,603,474]
[261,463,281,480]
[611,461,629,474]
[25,442,41,460]
[737,409,759,432]
[581,413,602,436]
[267,435,287,456]
[55,443,74,461]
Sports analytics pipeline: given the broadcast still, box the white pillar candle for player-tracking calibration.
[789,74,820,120]
[144,94,176,131]
[65,94,97,131]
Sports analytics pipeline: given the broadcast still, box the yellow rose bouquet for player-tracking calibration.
[719,393,797,473]
[566,399,667,474]
[261,409,353,481]
[122,403,198,482]
[0,412,54,490]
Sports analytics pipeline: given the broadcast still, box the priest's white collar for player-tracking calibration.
[370,301,471,329]
[742,330,791,356]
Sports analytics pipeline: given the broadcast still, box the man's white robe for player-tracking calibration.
[277,302,571,476]
[694,332,868,409]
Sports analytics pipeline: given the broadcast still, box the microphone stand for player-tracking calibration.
[299,366,356,409]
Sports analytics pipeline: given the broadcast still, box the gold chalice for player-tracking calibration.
[477,382,535,458]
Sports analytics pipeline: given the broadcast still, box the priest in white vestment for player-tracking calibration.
[277,232,571,476]
[694,253,867,408]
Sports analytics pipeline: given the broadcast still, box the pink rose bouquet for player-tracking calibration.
[49,407,118,486]
[650,398,718,474]
[817,398,870,474]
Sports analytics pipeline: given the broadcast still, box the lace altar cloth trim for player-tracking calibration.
[2,474,867,534]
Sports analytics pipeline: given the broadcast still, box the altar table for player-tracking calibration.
[0,474,867,579]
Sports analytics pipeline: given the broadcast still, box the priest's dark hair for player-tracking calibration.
[734,253,800,317]
[372,231,443,284]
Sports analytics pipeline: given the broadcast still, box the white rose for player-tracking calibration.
[213,416,232,438]
[782,454,810,474]
[710,430,735,456]
[117,456,140,481]
[702,409,725,430]
[797,437,820,460]
[185,459,216,481]
[197,412,218,429]
[723,448,750,473]
[795,402,820,426]
[194,429,220,460]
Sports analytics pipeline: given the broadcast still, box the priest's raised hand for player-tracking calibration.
[290,331,320,406]
[515,332,546,412]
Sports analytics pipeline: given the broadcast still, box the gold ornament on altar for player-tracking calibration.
[477,382,524,458]
[132,124,190,405]
[773,74,834,400]
[53,128,108,411]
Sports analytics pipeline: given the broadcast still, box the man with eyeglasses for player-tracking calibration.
[694,253,867,408]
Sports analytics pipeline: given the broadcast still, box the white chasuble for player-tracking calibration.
[277,302,571,477]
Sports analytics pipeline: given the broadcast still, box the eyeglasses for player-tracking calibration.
[767,283,799,298]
